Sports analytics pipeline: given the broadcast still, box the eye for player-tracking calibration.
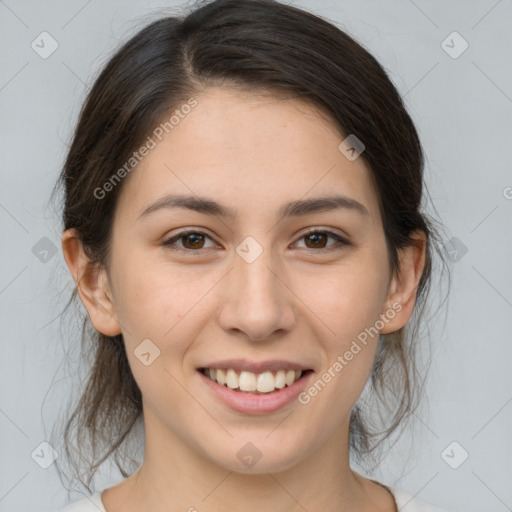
[162,230,218,252]
[162,228,350,253]
[292,229,350,251]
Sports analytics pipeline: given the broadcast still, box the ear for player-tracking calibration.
[61,228,122,336]
[380,230,427,334]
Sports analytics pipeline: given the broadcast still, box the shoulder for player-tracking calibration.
[59,492,106,512]
[58,486,451,512]
[389,486,449,512]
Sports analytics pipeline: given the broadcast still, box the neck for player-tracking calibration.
[101,409,394,512]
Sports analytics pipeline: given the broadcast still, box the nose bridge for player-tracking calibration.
[216,235,295,340]
[237,239,279,300]
[235,235,283,312]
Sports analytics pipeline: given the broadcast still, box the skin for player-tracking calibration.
[62,86,426,512]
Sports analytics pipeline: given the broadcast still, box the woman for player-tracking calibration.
[55,0,449,510]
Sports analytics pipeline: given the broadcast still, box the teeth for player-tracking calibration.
[257,371,275,393]
[226,369,238,389]
[239,371,257,391]
[216,369,226,386]
[274,370,286,389]
[203,368,305,393]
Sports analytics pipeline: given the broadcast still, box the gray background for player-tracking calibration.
[1,0,511,511]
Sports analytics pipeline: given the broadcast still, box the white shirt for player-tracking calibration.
[59,486,449,511]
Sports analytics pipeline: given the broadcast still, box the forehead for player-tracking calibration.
[115,87,380,224]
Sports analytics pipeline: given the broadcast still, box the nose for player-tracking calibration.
[216,246,296,342]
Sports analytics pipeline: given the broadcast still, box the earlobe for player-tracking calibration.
[61,228,122,337]
[380,230,427,334]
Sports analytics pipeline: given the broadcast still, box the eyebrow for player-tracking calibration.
[137,193,369,220]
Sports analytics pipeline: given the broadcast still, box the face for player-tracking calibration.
[68,86,420,475]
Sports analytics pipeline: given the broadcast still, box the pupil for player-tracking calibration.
[185,234,203,249]
[307,233,325,248]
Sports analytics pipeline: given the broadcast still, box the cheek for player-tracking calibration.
[311,258,389,338]
[297,266,388,416]
[111,255,213,371]
[112,265,197,409]
[302,253,390,391]
[109,252,182,345]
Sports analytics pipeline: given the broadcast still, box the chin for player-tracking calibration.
[205,441,306,475]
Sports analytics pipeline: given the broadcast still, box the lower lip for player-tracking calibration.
[198,370,313,415]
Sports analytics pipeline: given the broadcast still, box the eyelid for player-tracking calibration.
[292,227,350,250]
[296,226,350,243]
[163,228,219,251]
[162,226,351,253]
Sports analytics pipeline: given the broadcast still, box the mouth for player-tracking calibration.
[198,367,314,395]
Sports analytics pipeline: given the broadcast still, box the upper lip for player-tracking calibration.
[198,359,312,373]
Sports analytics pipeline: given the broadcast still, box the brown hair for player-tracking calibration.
[51,0,448,492]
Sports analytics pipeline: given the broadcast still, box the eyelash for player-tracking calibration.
[162,228,350,253]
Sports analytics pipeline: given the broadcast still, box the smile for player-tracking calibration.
[197,366,314,414]
[200,367,310,394]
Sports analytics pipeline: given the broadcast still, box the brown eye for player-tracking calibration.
[181,233,205,249]
[294,230,349,251]
[304,232,328,249]
[162,228,349,253]
[163,230,217,251]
